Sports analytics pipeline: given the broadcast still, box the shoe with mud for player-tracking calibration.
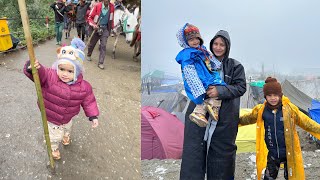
[206,105,219,121]
[62,135,70,146]
[189,112,208,127]
[52,149,61,160]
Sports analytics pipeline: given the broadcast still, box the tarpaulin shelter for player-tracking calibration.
[141,106,184,160]
[282,80,313,115]
[308,100,320,144]
[241,80,265,108]
[277,80,320,142]
[309,99,320,124]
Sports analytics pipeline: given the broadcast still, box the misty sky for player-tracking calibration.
[141,0,320,78]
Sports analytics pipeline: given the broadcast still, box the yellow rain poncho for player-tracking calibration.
[240,96,320,180]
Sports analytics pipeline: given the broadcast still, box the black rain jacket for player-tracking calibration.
[180,30,246,180]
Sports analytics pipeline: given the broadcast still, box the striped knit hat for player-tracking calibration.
[184,23,203,46]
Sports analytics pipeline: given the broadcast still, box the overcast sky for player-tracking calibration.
[141,0,320,78]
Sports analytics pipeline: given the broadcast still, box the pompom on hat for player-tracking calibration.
[263,77,283,97]
[183,23,204,46]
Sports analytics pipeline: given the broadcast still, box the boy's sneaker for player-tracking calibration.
[62,135,70,146]
[206,105,219,121]
[87,56,92,61]
[52,149,61,160]
[189,113,208,127]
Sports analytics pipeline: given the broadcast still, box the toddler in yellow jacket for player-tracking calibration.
[239,77,320,180]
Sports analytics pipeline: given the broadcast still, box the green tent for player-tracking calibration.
[249,80,265,88]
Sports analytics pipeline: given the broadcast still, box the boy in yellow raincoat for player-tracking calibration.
[239,77,320,180]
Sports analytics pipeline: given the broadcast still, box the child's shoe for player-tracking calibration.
[189,113,208,127]
[52,149,61,160]
[62,135,70,146]
[206,105,219,121]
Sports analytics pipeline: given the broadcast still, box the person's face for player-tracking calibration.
[57,64,74,83]
[187,37,200,48]
[103,0,110,6]
[266,94,280,106]
[212,37,226,59]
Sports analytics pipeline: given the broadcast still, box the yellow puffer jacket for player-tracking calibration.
[240,96,320,180]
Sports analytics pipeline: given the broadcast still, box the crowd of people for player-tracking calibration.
[50,0,140,69]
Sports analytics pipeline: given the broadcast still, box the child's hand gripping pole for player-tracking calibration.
[18,0,55,170]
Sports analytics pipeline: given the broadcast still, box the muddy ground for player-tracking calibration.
[142,125,320,180]
[0,30,141,179]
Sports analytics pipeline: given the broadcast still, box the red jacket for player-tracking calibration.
[88,2,114,30]
[24,62,99,125]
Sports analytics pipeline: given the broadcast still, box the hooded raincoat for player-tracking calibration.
[240,96,320,180]
[180,30,246,179]
[175,24,225,105]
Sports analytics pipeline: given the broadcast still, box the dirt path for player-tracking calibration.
[0,29,141,179]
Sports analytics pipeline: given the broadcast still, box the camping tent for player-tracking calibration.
[236,108,256,153]
[308,100,320,144]
[309,99,320,124]
[141,106,184,160]
[242,79,315,115]
[282,80,313,115]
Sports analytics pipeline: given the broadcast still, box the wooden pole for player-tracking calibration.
[17,0,55,170]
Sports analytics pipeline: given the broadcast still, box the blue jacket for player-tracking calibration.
[175,24,225,104]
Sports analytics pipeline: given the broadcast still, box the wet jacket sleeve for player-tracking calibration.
[81,82,99,118]
[216,62,246,100]
[296,109,320,140]
[239,104,261,125]
[183,64,206,104]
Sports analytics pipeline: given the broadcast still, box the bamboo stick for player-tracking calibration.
[17,0,55,170]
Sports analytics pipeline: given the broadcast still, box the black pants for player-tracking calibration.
[76,23,86,41]
[264,153,288,180]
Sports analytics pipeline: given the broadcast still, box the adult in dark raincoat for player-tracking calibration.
[180,30,246,180]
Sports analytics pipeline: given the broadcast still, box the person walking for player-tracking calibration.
[50,0,67,45]
[86,0,114,69]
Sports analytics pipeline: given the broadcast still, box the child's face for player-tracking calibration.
[187,37,200,48]
[57,64,74,83]
[212,37,226,58]
[266,94,280,106]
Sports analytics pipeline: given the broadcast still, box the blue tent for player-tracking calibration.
[309,99,320,124]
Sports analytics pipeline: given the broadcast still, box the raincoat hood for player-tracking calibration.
[176,23,203,49]
[175,23,208,66]
[209,30,231,60]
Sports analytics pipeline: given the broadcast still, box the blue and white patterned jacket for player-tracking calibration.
[175,23,226,105]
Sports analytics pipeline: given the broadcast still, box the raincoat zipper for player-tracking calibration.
[273,109,280,158]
